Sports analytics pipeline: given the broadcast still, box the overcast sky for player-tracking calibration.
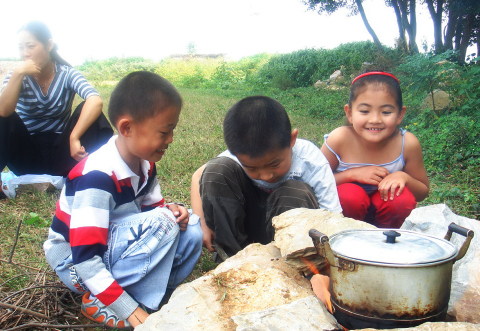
[1,0,436,65]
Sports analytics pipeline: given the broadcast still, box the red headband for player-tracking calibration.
[352,72,399,85]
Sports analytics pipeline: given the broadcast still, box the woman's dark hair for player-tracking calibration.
[349,70,402,109]
[223,96,292,158]
[108,71,183,127]
[19,21,71,67]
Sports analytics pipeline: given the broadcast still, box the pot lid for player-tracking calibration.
[329,229,457,265]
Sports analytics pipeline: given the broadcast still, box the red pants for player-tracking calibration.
[337,183,417,228]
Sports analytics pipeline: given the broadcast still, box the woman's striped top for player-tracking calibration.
[1,62,99,134]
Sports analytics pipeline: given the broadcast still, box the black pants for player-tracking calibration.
[0,102,113,177]
[199,157,319,257]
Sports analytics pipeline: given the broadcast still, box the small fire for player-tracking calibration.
[300,257,333,314]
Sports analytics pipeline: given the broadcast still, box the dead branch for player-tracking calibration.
[0,258,55,275]
[4,323,105,330]
[8,218,23,263]
[0,302,49,320]
[2,284,67,302]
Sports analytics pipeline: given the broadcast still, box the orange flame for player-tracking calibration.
[300,256,320,275]
[301,257,333,314]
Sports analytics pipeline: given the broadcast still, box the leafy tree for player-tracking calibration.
[424,0,480,62]
[303,0,383,50]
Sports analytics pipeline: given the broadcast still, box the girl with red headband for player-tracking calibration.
[320,71,429,228]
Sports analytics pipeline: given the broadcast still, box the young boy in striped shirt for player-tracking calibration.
[43,71,203,330]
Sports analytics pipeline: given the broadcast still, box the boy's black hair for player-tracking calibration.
[349,70,402,109]
[19,21,71,67]
[108,71,182,127]
[223,96,292,158]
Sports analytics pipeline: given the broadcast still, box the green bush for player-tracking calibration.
[256,42,399,89]
[407,113,479,173]
[455,59,480,116]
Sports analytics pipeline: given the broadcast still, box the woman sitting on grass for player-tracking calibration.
[0,21,112,190]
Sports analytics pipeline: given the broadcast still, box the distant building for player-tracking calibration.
[167,54,227,61]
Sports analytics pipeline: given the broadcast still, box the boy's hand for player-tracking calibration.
[127,306,149,328]
[201,221,215,252]
[378,171,408,201]
[168,204,189,231]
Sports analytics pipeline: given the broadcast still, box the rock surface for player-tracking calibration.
[422,89,452,111]
[137,243,339,330]
[272,208,375,273]
[232,295,342,331]
[402,204,480,323]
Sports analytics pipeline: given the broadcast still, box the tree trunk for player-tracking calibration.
[459,12,475,62]
[397,0,419,53]
[391,0,408,51]
[426,0,444,53]
[408,0,418,52]
[454,18,462,51]
[444,9,459,50]
[355,0,383,50]
[477,34,480,61]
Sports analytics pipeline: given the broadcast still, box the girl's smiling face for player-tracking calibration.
[18,30,52,69]
[345,84,406,143]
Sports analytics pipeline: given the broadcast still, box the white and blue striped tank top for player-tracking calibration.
[324,128,407,194]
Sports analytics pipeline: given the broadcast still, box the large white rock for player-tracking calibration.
[402,204,480,323]
[272,208,376,273]
[232,295,342,331]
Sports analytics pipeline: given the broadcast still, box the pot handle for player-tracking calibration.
[309,229,336,268]
[444,222,475,263]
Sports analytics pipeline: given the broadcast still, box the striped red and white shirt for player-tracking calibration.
[44,136,165,319]
[1,62,99,133]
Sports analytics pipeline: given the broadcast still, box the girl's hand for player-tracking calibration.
[349,166,390,185]
[70,137,88,161]
[378,171,408,201]
[17,59,41,76]
[168,204,189,231]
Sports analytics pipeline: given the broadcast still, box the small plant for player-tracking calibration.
[396,50,460,117]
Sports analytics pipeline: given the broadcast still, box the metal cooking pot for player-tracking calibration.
[309,223,474,330]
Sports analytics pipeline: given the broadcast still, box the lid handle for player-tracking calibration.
[383,230,401,243]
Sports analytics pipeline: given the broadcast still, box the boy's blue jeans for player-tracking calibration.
[54,207,203,311]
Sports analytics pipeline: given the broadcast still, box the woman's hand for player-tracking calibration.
[17,59,41,76]
[69,137,88,161]
[378,171,409,201]
[168,204,189,231]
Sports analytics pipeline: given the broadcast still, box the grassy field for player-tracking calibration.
[0,84,477,329]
